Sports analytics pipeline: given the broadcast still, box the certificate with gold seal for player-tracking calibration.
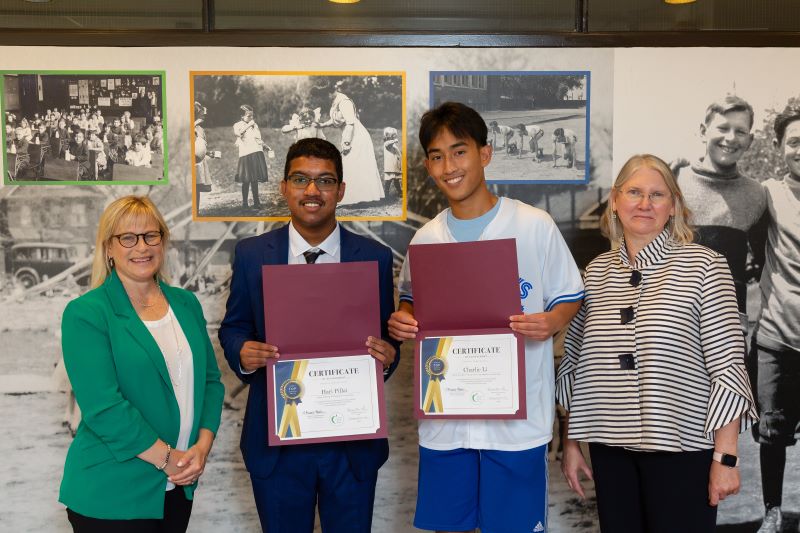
[267,351,388,445]
[415,329,526,419]
[408,239,528,420]
[262,261,390,446]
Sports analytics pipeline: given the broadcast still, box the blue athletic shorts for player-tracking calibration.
[413,445,549,533]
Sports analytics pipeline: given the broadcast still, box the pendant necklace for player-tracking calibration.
[163,310,185,391]
[129,284,163,308]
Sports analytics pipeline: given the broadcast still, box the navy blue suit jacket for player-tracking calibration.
[219,224,399,480]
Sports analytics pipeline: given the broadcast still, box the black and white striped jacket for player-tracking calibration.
[556,230,757,452]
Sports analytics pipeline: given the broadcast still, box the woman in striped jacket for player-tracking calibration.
[556,154,757,533]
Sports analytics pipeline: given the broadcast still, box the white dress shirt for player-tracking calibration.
[287,221,341,264]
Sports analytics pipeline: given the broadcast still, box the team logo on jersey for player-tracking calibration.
[533,521,545,532]
[519,277,534,311]
[519,277,533,301]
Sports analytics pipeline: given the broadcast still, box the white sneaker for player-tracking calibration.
[756,506,782,533]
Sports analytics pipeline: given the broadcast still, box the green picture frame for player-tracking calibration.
[2,70,168,186]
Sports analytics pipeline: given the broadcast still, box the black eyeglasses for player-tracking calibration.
[113,231,163,248]
[286,174,339,191]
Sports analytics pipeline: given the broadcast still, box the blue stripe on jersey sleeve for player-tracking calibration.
[545,290,584,312]
[399,294,414,304]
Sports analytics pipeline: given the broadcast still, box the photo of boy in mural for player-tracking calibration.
[488,120,515,153]
[552,126,578,168]
[672,95,769,322]
[747,102,800,533]
[516,123,545,162]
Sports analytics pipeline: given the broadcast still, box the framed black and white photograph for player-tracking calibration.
[191,71,406,221]
[2,71,167,185]
[430,71,590,184]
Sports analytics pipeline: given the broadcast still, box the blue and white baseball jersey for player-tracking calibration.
[399,197,584,451]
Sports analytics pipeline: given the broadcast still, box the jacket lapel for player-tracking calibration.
[263,224,290,266]
[105,270,175,394]
[340,225,361,263]
[257,224,291,341]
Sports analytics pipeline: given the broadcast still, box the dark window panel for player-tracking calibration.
[0,0,202,29]
[589,0,800,31]
[214,0,576,32]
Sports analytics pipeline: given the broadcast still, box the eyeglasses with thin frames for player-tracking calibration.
[286,174,340,191]
[113,231,163,248]
[618,187,671,205]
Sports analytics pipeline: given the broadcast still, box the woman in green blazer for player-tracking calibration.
[60,195,224,532]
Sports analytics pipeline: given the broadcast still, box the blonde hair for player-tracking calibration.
[90,195,171,288]
[600,154,694,247]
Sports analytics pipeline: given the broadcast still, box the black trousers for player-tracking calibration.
[66,487,193,533]
[589,443,717,533]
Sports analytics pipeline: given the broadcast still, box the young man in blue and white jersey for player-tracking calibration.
[389,102,584,533]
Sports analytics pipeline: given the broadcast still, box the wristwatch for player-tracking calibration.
[712,451,739,468]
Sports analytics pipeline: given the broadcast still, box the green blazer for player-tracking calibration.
[59,270,224,519]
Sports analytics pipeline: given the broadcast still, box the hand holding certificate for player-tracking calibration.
[262,262,388,445]
[409,239,526,419]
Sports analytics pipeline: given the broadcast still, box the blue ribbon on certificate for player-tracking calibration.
[422,337,452,413]
[278,360,308,438]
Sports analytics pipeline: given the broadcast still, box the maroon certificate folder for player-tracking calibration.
[409,239,526,420]
[262,261,388,445]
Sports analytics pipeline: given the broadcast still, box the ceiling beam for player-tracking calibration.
[0,29,798,47]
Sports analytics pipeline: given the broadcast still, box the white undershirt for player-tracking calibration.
[143,306,194,491]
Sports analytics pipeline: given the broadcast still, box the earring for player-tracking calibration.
[107,256,115,269]
[612,211,617,221]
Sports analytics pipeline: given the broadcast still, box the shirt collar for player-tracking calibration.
[691,158,740,180]
[288,221,340,260]
[619,228,673,270]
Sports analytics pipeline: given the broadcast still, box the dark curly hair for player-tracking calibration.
[774,102,800,144]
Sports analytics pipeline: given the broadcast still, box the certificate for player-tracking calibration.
[262,261,389,445]
[267,354,385,445]
[409,239,527,420]
[415,330,526,419]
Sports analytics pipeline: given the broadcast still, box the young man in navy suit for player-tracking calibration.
[219,138,399,533]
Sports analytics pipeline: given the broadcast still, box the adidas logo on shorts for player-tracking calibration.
[533,521,545,532]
